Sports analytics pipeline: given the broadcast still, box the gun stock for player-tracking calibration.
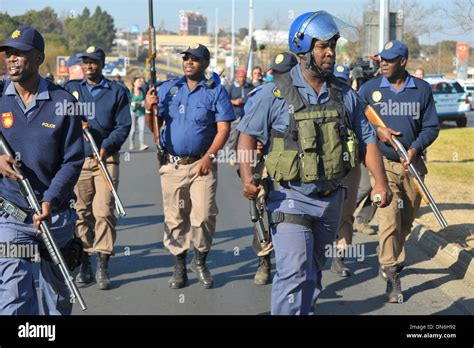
[364,105,448,229]
[0,133,87,310]
[364,104,387,128]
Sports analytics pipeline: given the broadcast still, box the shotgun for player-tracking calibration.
[82,121,126,217]
[364,105,448,229]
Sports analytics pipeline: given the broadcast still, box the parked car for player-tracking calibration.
[426,78,470,127]
[459,81,474,110]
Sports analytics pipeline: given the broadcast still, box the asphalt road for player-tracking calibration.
[62,131,474,316]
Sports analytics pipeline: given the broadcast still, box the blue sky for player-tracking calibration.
[0,0,472,45]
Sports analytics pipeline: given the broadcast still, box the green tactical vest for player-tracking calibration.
[265,73,358,183]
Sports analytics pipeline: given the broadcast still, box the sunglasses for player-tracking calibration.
[381,56,402,64]
[182,55,201,62]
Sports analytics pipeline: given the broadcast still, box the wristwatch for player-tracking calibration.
[206,152,217,161]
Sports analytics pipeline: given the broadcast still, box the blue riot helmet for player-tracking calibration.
[289,11,358,76]
[289,11,359,54]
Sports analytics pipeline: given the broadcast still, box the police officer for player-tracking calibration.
[146,44,234,289]
[0,26,84,314]
[242,52,298,285]
[224,67,254,162]
[65,46,131,290]
[358,40,440,303]
[237,11,392,315]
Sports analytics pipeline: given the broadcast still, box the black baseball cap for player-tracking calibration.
[0,26,45,53]
[78,46,106,63]
[180,44,210,61]
[267,52,298,73]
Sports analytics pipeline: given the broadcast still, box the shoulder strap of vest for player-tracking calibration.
[273,73,306,113]
[327,74,343,103]
[327,74,354,130]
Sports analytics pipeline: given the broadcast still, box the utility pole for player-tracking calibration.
[379,0,390,52]
[214,8,218,71]
[247,0,254,79]
[231,0,235,81]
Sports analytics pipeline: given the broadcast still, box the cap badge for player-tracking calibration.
[385,41,394,50]
[336,65,344,73]
[275,54,284,64]
[11,30,21,39]
[86,46,96,53]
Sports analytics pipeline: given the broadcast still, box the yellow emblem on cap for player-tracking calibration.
[385,41,393,50]
[336,65,344,73]
[272,87,282,99]
[11,30,21,39]
[86,46,96,53]
[72,91,79,100]
[275,54,284,65]
[190,43,200,49]
[372,91,382,103]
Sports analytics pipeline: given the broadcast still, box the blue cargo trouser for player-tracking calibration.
[267,186,344,315]
[0,209,77,315]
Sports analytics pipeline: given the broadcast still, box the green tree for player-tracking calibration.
[64,6,115,54]
[403,31,421,59]
[14,7,62,35]
[0,12,20,41]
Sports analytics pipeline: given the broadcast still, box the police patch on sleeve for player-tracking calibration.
[72,91,79,100]
[372,91,382,103]
[272,87,282,99]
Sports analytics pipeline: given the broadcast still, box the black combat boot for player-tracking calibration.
[76,252,93,284]
[96,253,111,290]
[380,264,404,303]
[254,254,271,285]
[168,251,188,289]
[331,256,351,277]
[190,250,213,289]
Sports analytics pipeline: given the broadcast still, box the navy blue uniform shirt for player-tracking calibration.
[0,77,84,210]
[358,74,439,162]
[226,81,255,118]
[158,76,235,157]
[64,77,131,156]
[238,65,377,195]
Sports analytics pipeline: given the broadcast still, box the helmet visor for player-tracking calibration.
[302,11,359,43]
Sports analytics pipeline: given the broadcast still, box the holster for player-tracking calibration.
[39,236,83,271]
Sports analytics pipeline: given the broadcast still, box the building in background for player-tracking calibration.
[180,11,207,36]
